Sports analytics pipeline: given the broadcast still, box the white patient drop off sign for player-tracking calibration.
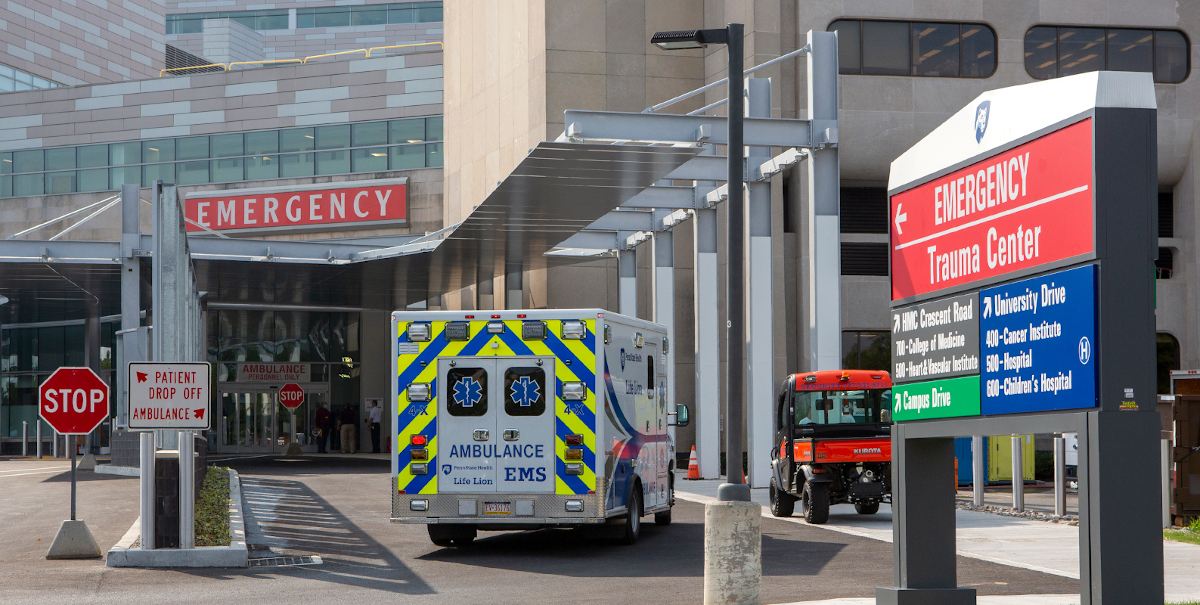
[128,362,211,430]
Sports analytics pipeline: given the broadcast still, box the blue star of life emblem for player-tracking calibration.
[453,377,483,408]
[510,376,540,407]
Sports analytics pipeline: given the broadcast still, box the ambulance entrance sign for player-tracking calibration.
[128,362,211,430]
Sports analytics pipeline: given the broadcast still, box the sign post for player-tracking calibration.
[128,362,211,550]
[39,367,109,559]
[279,383,305,457]
[879,72,1163,605]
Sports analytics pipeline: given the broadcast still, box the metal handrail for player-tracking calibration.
[227,59,303,70]
[644,44,810,114]
[302,49,368,63]
[6,194,120,239]
[159,64,227,76]
[367,41,443,57]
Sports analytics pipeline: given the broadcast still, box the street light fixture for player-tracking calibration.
[651,23,749,503]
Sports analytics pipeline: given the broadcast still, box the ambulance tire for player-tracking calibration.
[654,508,672,526]
[770,478,795,517]
[620,489,642,545]
[802,481,830,524]
[428,525,476,547]
[854,502,880,515]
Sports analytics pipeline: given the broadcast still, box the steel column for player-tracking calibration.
[746,78,773,489]
[654,230,675,455]
[694,208,721,479]
[972,435,985,507]
[139,431,155,550]
[1012,435,1024,511]
[720,22,747,498]
[619,249,637,317]
[179,431,194,549]
[806,30,841,371]
[1055,435,1067,517]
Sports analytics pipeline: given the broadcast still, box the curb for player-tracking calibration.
[94,464,139,477]
[106,468,248,568]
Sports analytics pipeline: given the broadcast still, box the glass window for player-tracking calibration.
[13,150,43,173]
[352,147,388,172]
[504,367,546,416]
[315,124,351,150]
[1024,27,1057,79]
[230,15,256,29]
[1156,30,1189,83]
[961,24,996,78]
[0,152,10,173]
[415,5,442,22]
[110,166,140,189]
[13,174,43,196]
[389,144,426,170]
[281,128,315,153]
[0,176,10,198]
[78,145,108,169]
[912,23,960,77]
[78,169,108,192]
[210,157,244,182]
[1059,27,1106,77]
[352,7,387,26]
[296,10,315,28]
[177,136,210,161]
[388,6,414,23]
[842,331,891,370]
[425,142,443,167]
[426,116,443,141]
[211,133,244,158]
[246,155,279,180]
[258,11,289,30]
[446,367,487,416]
[45,171,76,194]
[390,118,425,143]
[45,147,76,170]
[315,7,350,28]
[245,130,279,155]
[352,121,388,147]
[109,142,141,166]
[176,160,210,185]
[1107,29,1154,73]
[794,389,888,426]
[142,139,175,163]
[316,150,350,175]
[279,153,315,177]
[862,21,910,75]
[831,20,861,74]
[142,163,175,186]
[1157,332,1180,394]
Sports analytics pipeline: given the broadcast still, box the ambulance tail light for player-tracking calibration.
[564,448,584,461]
[410,499,429,511]
[407,383,432,402]
[565,463,584,475]
[562,382,587,401]
[565,499,584,512]
[406,322,432,342]
[411,464,428,476]
[561,320,587,340]
[410,434,427,446]
[564,434,584,446]
[410,448,428,461]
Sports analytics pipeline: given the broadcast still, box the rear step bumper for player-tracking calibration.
[393,489,608,523]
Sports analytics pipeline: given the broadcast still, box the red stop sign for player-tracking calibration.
[39,367,110,435]
[279,383,305,409]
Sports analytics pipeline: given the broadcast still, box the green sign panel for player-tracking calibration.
[892,375,981,421]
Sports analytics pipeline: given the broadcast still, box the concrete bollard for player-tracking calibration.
[704,500,761,605]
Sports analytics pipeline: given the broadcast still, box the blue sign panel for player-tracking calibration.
[980,265,1096,415]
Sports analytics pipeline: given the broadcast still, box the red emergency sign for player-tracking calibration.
[185,181,407,233]
[890,119,1095,301]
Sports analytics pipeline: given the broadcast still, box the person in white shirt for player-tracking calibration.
[366,401,383,453]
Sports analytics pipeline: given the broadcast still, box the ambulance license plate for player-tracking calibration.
[483,502,511,515]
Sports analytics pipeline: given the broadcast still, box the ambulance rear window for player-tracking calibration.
[504,367,546,416]
[446,368,488,416]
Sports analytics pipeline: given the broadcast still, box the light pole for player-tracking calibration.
[652,24,749,502]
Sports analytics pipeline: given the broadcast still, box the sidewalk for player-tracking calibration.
[675,476,1200,603]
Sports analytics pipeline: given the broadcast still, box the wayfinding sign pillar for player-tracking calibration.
[880,71,1163,605]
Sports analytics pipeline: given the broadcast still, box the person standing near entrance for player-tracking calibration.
[315,402,333,453]
[338,404,358,454]
[366,400,382,453]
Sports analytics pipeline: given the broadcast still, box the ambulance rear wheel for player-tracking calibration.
[654,508,672,526]
[854,502,880,515]
[802,482,830,524]
[621,490,642,545]
[770,478,795,517]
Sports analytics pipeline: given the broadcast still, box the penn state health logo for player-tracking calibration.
[442,464,451,475]
[974,100,991,143]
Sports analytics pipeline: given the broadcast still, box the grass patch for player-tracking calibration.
[195,465,231,547]
[1164,527,1200,547]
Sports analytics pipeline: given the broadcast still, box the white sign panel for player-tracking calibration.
[236,362,309,382]
[129,362,211,430]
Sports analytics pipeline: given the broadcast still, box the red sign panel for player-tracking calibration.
[279,383,305,410]
[890,119,1094,301]
[185,182,407,233]
[39,367,110,435]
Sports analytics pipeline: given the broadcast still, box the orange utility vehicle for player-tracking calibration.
[769,370,893,524]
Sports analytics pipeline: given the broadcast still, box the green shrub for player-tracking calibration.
[195,465,231,547]
[1034,451,1054,481]
[1191,516,1200,533]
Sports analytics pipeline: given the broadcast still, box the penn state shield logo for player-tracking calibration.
[974,100,991,143]
[442,464,451,475]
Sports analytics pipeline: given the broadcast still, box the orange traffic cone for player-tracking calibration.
[686,445,700,479]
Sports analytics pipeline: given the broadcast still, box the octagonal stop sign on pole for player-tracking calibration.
[279,383,304,456]
[39,367,108,560]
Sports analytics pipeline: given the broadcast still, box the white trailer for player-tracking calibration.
[390,309,688,546]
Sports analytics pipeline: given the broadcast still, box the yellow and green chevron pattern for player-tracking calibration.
[395,318,597,495]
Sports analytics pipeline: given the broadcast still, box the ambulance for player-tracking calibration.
[390,309,689,546]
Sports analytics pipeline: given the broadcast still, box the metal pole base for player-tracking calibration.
[46,520,102,559]
[717,482,751,502]
[875,587,977,605]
